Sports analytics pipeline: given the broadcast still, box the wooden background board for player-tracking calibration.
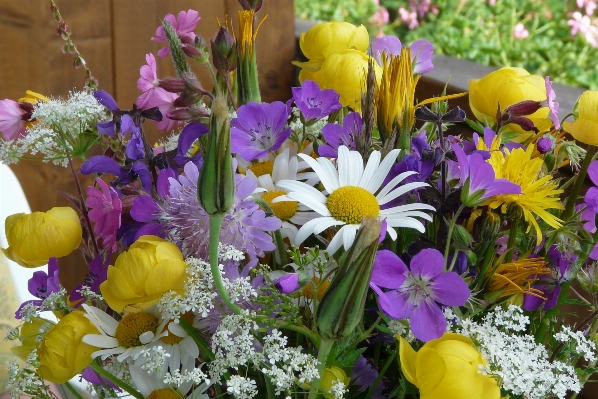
[0,0,295,291]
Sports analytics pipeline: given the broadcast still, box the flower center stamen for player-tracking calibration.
[147,388,181,399]
[326,186,379,224]
[114,312,159,348]
[160,311,194,345]
[263,190,298,221]
[248,160,274,177]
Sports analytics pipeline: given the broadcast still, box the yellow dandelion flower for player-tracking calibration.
[485,144,563,245]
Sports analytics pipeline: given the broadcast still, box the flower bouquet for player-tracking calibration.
[2,1,598,398]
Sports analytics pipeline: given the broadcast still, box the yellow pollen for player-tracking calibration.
[262,190,298,221]
[248,160,274,177]
[114,312,159,348]
[160,311,194,345]
[147,388,181,399]
[326,186,379,224]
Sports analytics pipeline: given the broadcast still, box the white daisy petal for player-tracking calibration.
[376,171,419,199]
[139,331,155,345]
[326,227,345,255]
[83,334,119,348]
[317,156,340,192]
[342,224,360,250]
[276,180,327,203]
[386,217,426,232]
[284,190,331,216]
[295,217,327,246]
[377,181,431,205]
[82,304,118,335]
[338,146,350,186]
[93,347,124,360]
[182,336,200,359]
[313,217,345,234]
[386,226,398,240]
[379,203,436,215]
[361,150,381,191]
[384,211,434,221]
[367,149,401,193]
[257,174,275,191]
[348,150,364,186]
[169,345,181,373]
[290,211,319,225]
[168,322,187,338]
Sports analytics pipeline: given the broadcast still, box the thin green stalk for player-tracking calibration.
[308,339,335,399]
[364,352,397,399]
[475,241,495,291]
[179,318,215,361]
[444,204,466,270]
[62,382,84,399]
[209,213,242,315]
[562,145,598,221]
[505,218,519,263]
[265,374,276,399]
[90,360,144,399]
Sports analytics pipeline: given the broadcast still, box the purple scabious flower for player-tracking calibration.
[370,248,470,342]
[231,101,291,161]
[451,143,521,207]
[291,80,342,121]
[86,177,122,252]
[134,161,281,268]
[545,76,560,130]
[372,35,434,74]
[318,112,362,158]
[16,258,61,319]
[524,246,574,311]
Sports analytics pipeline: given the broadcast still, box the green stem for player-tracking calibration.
[265,374,276,399]
[505,218,519,264]
[90,360,144,399]
[62,382,84,399]
[365,352,397,399]
[308,339,335,399]
[562,145,597,221]
[209,213,242,315]
[179,318,215,361]
[444,204,465,270]
[475,241,495,292]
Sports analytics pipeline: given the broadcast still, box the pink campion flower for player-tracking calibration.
[370,3,390,38]
[135,53,178,131]
[488,0,496,5]
[152,9,201,57]
[568,11,598,47]
[545,76,560,130]
[0,99,26,140]
[513,23,530,39]
[399,7,419,30]
[578,0,597,15]
[86,177,122,252]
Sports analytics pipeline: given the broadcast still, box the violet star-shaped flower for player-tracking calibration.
[291,80,342,121]
[152,9,200,57]
[370,248,470,341]
[231,101,291,161]
[16,258,60,319]
[372,35,434,74]
[452,142,521,207]
[318,112,362,158]
[524,246,574,311]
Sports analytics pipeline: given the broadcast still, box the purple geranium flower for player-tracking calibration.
[70,254,110,306]
[231,101,291,161]
[318,112,362,158]
[16,258,61,319]
[545,76,560,130]
[451,143,521,207]
[524,246,574,311]
[370,248,470,342]
[291,80,342,121]
[372,35,434,74]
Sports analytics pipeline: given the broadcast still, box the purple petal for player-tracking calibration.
[177,122,208,159]
[97,120,116,136]
[373,286,412,319]
[410,39,434,75]
[131,196,161,222]
[544,284,561,310]
[409,299,446,341]
[93,90,119,111]
[80,155,124,177]
[523,291,546,311]
[372,35,402,64]
[274,274,301,294]
[125,132,145,160]
[81,366,121,390]
[588,161,598,187]
[131,161,152,192]
[371,250,407,289]
[157,168,176,200]
[410,248,445,278]
[430,272,470,306]
[585,187,598,213]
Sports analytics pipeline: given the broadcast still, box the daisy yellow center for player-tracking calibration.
[160,311,194,345]
[262,190,298,221]
[115,312,159,348]
[248,160,274,177]
[326,186,379,224]
[147,388,180,399]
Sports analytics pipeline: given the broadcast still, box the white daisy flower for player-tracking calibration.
[275,145,435,254]
[129,364,209,399]
[81,305,199,375]
[246,148,318,240]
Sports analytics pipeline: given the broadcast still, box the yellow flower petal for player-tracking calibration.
[144,258,187,296]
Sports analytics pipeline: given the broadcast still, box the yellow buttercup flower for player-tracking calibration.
[10,317,49,361]
[294,21,369,72]
[300,365,350,399]
[100,235,187,313]
[398,333,500,399]
[562,91,598,146]
[37,311,99,383]
[469,67,550,139]
[2,207,82,268]
[485,144,563,245]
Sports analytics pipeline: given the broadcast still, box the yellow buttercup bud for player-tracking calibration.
[2,207,82,268]
[100,235,187,313]
[398,333,500,399]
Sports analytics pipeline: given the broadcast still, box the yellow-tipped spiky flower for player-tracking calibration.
[487,257,551,301]
[237,9,265,105]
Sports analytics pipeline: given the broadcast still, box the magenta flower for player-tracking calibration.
[231,101,291,161]
[545,76,560,129]
[86,177,122,252]
[370,248,470,341]
[0,99,26,140]
[152,9,201,57]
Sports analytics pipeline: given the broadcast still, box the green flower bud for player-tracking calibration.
[317,218,380,341]
[474,211,503,242]
[505,203,524,221]
[452,224,473,249]
[543,152,556,172]
[197,95,235,215]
